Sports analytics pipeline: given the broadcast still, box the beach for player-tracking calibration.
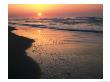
[8,26,41,79]
[8,23,103,78]
[8,4,103,79]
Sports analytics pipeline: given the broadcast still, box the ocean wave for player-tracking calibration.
[8,17,103,33]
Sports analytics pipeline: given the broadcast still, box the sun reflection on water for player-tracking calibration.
[37,29,41,34]
[11,26,102,78]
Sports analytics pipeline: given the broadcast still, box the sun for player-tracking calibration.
[38,12,42,17]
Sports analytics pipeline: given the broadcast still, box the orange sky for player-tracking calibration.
[8,4,103,18]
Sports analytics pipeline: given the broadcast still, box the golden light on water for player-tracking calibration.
[37,29,41,34]
[9,4,103,79]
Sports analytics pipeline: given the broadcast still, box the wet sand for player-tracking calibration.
[8,26,41,79]
[11,26,103,79]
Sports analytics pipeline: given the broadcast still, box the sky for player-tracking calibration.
[8,4,103,18]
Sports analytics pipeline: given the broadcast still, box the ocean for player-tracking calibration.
[8,17,103,79]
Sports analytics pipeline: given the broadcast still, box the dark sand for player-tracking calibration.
[8,26,41,79]
[8,26,103,79]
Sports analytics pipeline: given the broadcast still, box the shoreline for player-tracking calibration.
[8,26,103,79]
[8,26,41,79]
